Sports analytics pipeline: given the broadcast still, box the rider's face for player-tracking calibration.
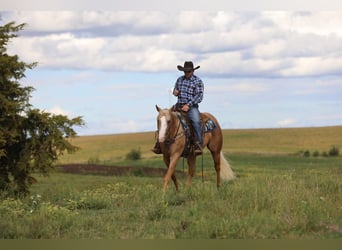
[184,70,193,79]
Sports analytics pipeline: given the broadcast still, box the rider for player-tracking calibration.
[152,61,204,155]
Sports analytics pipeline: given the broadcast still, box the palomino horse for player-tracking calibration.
[155,105,235,192]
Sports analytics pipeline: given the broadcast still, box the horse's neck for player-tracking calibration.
[168,112,182,137]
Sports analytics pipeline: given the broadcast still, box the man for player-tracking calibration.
[152,61,204,154]
[173,61,204,154]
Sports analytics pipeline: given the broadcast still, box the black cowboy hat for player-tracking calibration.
[177,61,200,71]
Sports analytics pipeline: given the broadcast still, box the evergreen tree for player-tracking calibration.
[0,21,84,194]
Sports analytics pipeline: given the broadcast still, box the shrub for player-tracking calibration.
[328,146,339,157]
[88,156,101,164]
[313,151,320,157]
[126,148,141,161]
[303,150,310,157]
[322,152,329,157]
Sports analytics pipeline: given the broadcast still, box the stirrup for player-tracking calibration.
[194,149,202,155]
[194,142,202,155]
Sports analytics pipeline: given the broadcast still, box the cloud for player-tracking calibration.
[48,106,70,116]
[3,11,342,79]
[279,57,342,77]
[276,118,297,127]
[263,11,342,36]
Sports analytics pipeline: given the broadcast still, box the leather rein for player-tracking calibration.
[164,113,185,145]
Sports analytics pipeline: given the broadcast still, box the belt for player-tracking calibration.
[176,103,198,108]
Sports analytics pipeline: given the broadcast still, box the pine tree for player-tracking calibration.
[0,21,84,194]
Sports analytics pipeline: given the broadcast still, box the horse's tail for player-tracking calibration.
[220,151,235,181]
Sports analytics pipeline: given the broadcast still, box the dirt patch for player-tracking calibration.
[57,164,187,177]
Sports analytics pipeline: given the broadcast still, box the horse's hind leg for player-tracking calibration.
[186,154,196,187]
[210,150,221,188]
[171,174,179,191]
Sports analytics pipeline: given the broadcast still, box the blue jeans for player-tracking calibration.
[187,105,202,146]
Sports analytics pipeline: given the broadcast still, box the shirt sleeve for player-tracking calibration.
[174,76,182,90]
[189,78,204,105]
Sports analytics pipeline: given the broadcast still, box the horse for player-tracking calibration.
[155,105,235,192]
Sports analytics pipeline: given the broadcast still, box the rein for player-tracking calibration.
[164,114,184,145]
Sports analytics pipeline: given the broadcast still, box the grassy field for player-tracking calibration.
[57,126,342,164]
[0,126,341,239]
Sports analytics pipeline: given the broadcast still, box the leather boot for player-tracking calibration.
[151,141,162,154]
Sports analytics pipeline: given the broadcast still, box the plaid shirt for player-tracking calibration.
[174,75,204,106]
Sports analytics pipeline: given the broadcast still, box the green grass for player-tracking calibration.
[1,154,341,239]
[1,126,341,239]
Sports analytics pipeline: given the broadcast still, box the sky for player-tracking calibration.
[1,10,342,135]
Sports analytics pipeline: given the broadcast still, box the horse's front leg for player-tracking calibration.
[163,154,181,192]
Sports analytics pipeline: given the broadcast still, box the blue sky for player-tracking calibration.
[1,10,342,135]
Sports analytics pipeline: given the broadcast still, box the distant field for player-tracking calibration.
[57,126,342,164]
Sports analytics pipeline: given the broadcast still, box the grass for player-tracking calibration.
[1,159,341,239]
[0,126,341,239]
[57,131,156,164]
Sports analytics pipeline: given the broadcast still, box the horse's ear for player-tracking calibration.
[155,105,161,112]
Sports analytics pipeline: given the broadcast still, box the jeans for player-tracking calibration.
[187,105,202,146]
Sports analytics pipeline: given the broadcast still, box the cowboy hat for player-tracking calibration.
[177,61,200,71]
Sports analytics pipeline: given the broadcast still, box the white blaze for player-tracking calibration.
[158,116,167,142]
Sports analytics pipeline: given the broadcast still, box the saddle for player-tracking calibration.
[174,108,217,157]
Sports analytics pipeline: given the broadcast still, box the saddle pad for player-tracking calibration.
[177,112,217,133]
[204,119,217,133]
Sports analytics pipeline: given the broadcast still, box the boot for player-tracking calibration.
[151,141,162,154]
[194,141,202,155]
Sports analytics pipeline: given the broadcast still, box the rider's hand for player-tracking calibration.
[181,104,190,112]
[173,89,180,96]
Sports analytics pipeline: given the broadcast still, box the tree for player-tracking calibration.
[0,21,84,194]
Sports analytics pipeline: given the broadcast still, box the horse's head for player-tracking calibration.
[155,105,174,143]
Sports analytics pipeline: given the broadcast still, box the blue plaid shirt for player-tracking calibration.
[174,75,204,106]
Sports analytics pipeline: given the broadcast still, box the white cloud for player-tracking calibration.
[279,57,342,77]
[48,106,70,116]
[263,11,342,36]
[3,11,342,78]
[277,118,297,127]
